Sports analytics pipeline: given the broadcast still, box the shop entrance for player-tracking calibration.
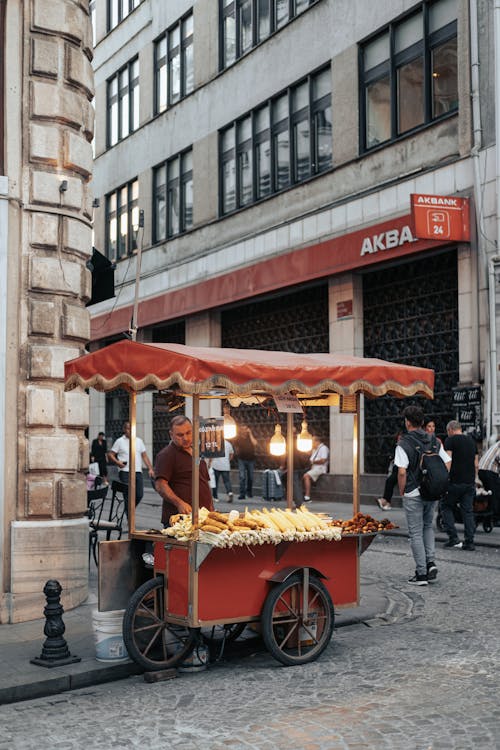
[363,249,459,474]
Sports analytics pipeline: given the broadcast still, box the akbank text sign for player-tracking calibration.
[411,193,470,242]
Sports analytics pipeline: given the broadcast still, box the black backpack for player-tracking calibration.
[404,433,449,501]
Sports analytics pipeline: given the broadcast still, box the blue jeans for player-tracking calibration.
[238,459,254,498]
[403,494,437,575]
[442,482,476,544]
[213,469,232,499]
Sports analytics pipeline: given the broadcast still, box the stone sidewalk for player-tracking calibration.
[1,494,498,706]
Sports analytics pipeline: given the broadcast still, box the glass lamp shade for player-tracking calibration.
[269,424,286,456]
[297,420,312,453]
[223,411,237,440]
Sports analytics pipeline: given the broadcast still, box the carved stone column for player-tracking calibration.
[2,0,94,623]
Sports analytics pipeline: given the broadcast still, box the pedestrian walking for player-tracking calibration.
[376,431,402,510]
[209,440,234,503]
[442,420,478,551]
[90,431,108,483]
[108,421,155,513]
[232,424,258,499]
[395,405,451,585]
[478,440,500,519]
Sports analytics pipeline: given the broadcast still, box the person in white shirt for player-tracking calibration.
[302,436,329,502]
[209,440,234,503]
[109,421,155,512]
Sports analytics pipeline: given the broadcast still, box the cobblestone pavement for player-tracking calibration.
[2,536,500,750]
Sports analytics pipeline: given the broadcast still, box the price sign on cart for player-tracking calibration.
[274,394,303,413]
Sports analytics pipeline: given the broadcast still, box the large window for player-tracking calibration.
[154,12,194,114]
[105,179,139,260]
[107,0,142,32]
[220,0,319,69]
[220,66,332,214]
[107,58,139,147]
[153,150,193,242]
[360,0,457,151]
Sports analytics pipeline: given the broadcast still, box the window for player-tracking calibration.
[360,0,457,151]
[220,66,332,214]
[155,13,194,114]
[105,179,139,260]
[153,149,193,242]
[220,0,318,69]
[107,58,139,147]
[107,0,142,32]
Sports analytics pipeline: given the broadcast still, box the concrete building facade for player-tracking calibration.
[89,1,499,494]
[0,0,94,623]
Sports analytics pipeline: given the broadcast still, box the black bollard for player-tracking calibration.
[31,579,81,668]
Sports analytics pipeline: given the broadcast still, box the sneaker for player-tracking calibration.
[443,539,462,548]
[408,572,428,586]
[462,542,475,551]
[303,496,311,503]
[227,493,233,504]
[426,562,438,581]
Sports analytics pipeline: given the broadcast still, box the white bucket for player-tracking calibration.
[92,609,129,663]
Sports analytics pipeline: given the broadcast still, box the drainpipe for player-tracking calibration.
[470,0,498,443]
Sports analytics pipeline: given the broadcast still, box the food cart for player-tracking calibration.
[65,340,434,669]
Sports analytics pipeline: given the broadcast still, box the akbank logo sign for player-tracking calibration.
[360,225,415,256]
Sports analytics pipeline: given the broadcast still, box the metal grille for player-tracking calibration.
[221,284,330,467]
[363,249,459,474]
[105,389,129,445]
[152,321,186,459]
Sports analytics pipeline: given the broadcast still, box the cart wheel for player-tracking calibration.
[261,573,334,666]
[201,622,247,646]
[483,519,493,533]
[123,576,197,671]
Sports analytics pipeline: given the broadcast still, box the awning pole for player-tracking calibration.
[353,394,360,515]
[192,395,200,527]
[129,391,137,534]
[286,412,294,509]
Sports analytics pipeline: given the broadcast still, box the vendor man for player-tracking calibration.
[154,415,214,526]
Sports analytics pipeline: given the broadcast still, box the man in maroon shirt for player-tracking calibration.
[154,415,213,526]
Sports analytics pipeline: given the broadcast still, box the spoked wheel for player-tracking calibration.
[123,576,197,671]
[261,572,334,666]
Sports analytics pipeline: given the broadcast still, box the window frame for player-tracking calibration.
[154,11,194,115]
[107,0,142,33]
[219,65,332,215]
[152,148,194,243]
[105,178,139,261]
[359,0,458,153]
[106,57,140,148]
[219,0,319,71]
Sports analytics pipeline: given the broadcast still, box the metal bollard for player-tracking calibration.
[30,579,81,668]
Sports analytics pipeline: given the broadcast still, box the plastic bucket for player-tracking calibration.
[92,609,129,663]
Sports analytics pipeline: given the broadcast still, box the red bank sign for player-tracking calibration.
[411,193,470,242]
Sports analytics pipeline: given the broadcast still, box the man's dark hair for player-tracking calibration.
[403,405,424,428]
[98,431,105,437]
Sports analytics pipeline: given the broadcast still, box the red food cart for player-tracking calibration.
[65,341,434,668]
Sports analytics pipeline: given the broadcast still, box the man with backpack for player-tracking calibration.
[395,406,451,586]
[443,420,478,551]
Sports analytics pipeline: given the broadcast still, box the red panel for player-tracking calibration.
[166,546,189,617]
[411,193,470,241]
[196,538,359,622]
[90,214,445,341]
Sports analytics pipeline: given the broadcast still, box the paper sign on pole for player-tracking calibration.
[274,394,303,413]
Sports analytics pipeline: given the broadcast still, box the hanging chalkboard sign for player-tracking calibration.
[199,417,225,458]
[452,385,482,440]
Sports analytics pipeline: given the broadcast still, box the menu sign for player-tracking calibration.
[199,417,225,458]
[452,385,482,440]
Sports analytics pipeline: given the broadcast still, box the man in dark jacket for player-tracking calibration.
[395,406,451,586]
[443,420,478,551]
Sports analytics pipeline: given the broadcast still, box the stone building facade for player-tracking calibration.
[0,0,93,623]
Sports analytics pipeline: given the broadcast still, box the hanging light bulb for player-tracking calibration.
[269,423,286,456]
[297,420,312,453]
[223,406,237,440]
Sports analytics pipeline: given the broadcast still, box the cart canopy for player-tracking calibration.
[64,340,434,399]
